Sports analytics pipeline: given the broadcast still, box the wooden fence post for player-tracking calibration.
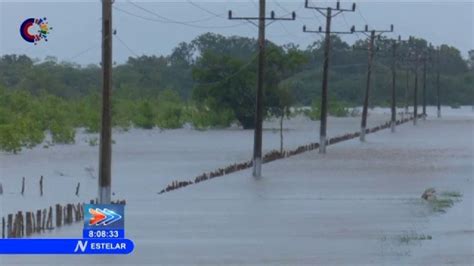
[21,177,25,196]
[42,209,47,231]
[25,212,32,236]
[55,204,62,228]
[7,214,12,238]
[36,210,42,233]
[47,207,53,229]
[39,176,43,196]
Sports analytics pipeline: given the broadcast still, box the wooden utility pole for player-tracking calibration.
[413,55,419,125]
[229,2,295,177]
[252,0,266,178]
[405,68,410,114]
[353,25,394,141]
[320,9,331,153]
[303,0,356,153]
[99,0,113,204]
[436,47,441,118]
[360,30,375,141]
[390,39,398,132]
[422,55,427,119]
[402,36,423,125]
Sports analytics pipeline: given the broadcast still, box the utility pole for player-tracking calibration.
[390,38,399,133]
[408,37,428,125]
[422,54,427,119]
[405,68,409,114]
[99,0,113,204]
[436,47,441,118]
[302,0,356,153]
[413,55,419,125]
[353,25,394,142]
[229,2,295,178]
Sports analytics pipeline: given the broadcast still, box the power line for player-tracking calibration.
[115,2,247,29]
[114,34,140,58]
[357,7,369,25]
[64,43,100,62]
[128,0,217,24]
[186,0,226,18]
[342,12,360,38]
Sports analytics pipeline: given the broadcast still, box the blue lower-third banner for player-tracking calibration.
[0,239,134,254]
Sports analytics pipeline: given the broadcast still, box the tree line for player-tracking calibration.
[0,33,472,152]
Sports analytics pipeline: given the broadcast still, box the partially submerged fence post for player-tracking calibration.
[36,209,42,233]
[25,212,32,236]
[55,204,62,228]
[66,204,73,224]
[39,176,43,196]
[42,209,47,231]
[21,177,25,196]
[7,214,13,238]
[47,207,53,230]
[75,182,80,197]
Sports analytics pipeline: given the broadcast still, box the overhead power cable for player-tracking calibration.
[115,1,247,29]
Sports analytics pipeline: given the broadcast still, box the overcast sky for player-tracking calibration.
[1,1,473,65]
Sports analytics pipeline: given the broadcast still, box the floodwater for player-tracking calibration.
[0,108,394,213]
[0,107,473,265]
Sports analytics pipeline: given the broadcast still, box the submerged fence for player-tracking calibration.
[1,199,126,239]
[159,116,417,194]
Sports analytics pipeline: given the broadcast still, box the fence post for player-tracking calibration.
[39,176,44,196]
[21,177,25,196]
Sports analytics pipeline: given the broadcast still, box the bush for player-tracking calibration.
[50,121,75,144]
[306,99,321,121]
[186,105,234,130]
[133,101,155,129]
[0,116,45,153]
[0,124,23,153]
[155,90,187,129]
[156,102,184,129]
[305,99,350,120]
[329,100,350,117]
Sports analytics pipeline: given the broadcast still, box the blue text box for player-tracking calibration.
[0,239,134,255]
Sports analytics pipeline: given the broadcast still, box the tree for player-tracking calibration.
[269,83,294,153]
[467,50,474,70]
[192,50,257,129]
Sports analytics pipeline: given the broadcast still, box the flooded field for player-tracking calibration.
[0,107,473,265]
[0,108,395,213]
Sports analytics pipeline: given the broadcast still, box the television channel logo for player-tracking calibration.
[84,204,124,229]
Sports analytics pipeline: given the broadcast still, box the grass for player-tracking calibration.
[430,198,455,213]
[427,190,463,213]
[440,191,463,198]
[87,137,98,147]
[399,233,432,244]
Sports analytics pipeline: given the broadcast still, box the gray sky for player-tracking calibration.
[1,1,473,65]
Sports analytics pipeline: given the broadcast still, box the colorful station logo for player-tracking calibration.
[84,204,125,229]
[20,17,52,45]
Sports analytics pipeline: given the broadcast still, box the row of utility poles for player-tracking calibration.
[97,0,445,199]
[230,0,444,178]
